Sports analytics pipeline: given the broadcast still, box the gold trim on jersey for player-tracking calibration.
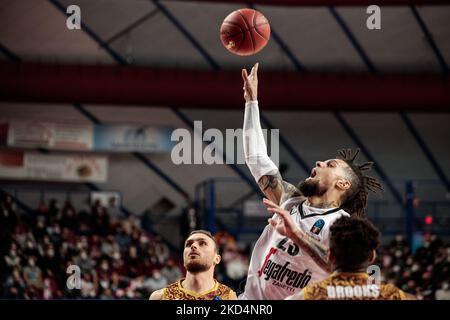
[177,279,219,298]
[161,279,233,300]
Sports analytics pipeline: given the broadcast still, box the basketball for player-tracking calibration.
[220,8,270,56]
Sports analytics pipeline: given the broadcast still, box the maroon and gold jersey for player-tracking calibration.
[303,272,406,300]
[161,279,234,300]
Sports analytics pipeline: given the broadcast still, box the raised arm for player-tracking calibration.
[242,63,301,205]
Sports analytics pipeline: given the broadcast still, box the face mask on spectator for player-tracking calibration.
[140,235,149,244]
[100,280,109,289]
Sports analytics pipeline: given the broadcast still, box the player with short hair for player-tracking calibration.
[287,216,414,300]
[240,63,383,300]
[149,230,237,300]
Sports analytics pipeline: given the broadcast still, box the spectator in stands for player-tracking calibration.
[61,200,78,231]
[161,258,182,284]
[435,282,450,300]
[42,270,61,299]
[23,256,43,290]
[0,195,18,283]
[144,269,168,294]
[154,237,170,265]
[48,199,60,223]
[4,243,21,270]
[92,200,110,236]
[99,287,114,300]
[80,273,97,298]
[3,268,27,298]
[221,242,249,290]
[74,250,95,273]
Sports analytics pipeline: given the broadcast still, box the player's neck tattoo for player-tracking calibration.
[306,199,339,209]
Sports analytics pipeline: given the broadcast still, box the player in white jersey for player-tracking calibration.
[239,63,383,300]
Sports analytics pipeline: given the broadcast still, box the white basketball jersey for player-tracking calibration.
[239,197,350,300]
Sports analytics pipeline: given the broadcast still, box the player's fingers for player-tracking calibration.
[262,197,278,209]
[254,62,259,76]
[242,69,248,81]
[268,218,276,227]
[267,207,289,219]
[250,63,257,77]
[267,207,285,217]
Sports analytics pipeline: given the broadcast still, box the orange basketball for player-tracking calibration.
[220,8,270,56]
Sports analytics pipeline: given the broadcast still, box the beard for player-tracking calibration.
[297,179,327,197]
[185,259,210,274]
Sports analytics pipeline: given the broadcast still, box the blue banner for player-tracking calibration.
[94,125,174,152]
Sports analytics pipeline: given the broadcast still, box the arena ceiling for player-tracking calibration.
[0,0,449,73]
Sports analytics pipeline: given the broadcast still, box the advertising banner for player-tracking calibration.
[7,120,93,150]
[0,151,108,183]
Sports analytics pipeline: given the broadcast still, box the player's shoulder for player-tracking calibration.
[380,283,409,300]
[339,208,351,217]
[226,289,238,300]
[280,196,305,211]
[212,281,237,300]
[217,282,234,293]
[331,209,350,220]
[150,281,180,300]
[149,288,165,300]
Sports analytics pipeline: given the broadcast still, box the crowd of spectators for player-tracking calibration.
[0,195,182,299]
[377,233,450,300]
[1,194,449,299]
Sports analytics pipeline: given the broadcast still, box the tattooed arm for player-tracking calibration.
[263,198,332,273]
[289,227,331,273]
[258,171,302,206]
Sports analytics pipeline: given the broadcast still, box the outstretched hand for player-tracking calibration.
[242,62,259,102]
[263,198,332,273]
[263,197,300,239]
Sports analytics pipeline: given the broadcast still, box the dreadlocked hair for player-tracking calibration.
[336,148,383,218]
